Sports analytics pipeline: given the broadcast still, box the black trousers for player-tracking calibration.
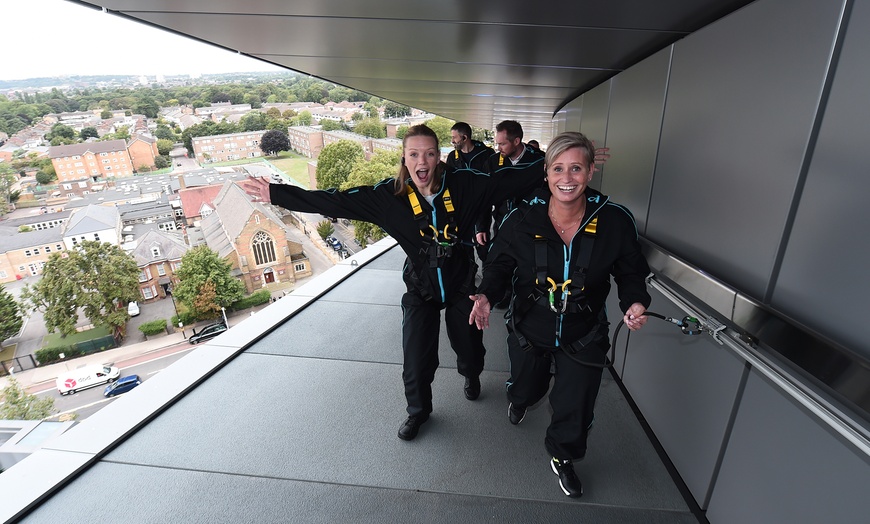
[401,292,485,417]
[505,332,605,460]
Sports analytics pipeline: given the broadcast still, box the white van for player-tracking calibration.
[56,364,121,396]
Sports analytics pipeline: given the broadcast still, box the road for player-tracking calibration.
[37,342,194,421]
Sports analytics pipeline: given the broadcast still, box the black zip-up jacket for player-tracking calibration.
[445,140,494,172]
[269,163,542,304]
[477,145,546,235]
[478,187,651,347]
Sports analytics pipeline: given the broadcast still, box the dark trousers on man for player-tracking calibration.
[506,333,605,460]
[401,292,485,417]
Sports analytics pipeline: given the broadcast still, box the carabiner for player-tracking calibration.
[442,225,452,241]
[680,316,702,336]
[560,279,572,296]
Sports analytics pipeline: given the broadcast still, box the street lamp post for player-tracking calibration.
[221,306,228,327]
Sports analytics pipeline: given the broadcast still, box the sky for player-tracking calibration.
[2,0,286,80]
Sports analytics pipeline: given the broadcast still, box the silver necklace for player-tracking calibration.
[549,212,580,234]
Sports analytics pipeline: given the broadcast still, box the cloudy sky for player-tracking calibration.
[2,0,285,80]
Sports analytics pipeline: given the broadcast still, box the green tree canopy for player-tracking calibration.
[315,140,364,190]
[154,124,176,141]
[340,150,398,247]
[0,283,23,343]
[320,119,344,131]
[0,378,56,421]
[174,246,245,321]
[21,241,139,338]
[260,130,290,156]
[156,138,174,156]
[239,111,268,131]
[424,116,454,147]
[79,127,99,140]
[383,101,411,118]
[316,220,335,240]
[353,117,386,138]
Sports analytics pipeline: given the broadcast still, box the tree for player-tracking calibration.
[173,246,245,321]
[21,241,139,339]
[396,125,410,140]
[383,101,411,118]
[353,117,386,138]
[48,123,76,142]
[154,156,169,169]
[297,110,313,126]
[0,169,17,215]
[424,116,454,147]
[316,220,335,240]
[36,171,55,185]
[341,150,398,247]
[0,378,56,420]
[156,138,174,156]
[100,109,112,120]
[315,140,364,189]
[154,124,176,141]
[239,111,267,132]
[0,283,23,344]
[79,127,99,140]
[259,130,290,156]
[321,119,344,131]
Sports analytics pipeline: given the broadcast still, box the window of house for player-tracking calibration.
[71,237,77,246]
[33,247,40,255]
[56,244,63,251]
[24,250,32,257]
[28,264,39,276]
[63,183,73,190]
[151,246,161,258]
[255,215,260,225]
[294,263,306,272]
[252,231,277,266]
[0,270,7,279]
[142,286,154,299]
[45,245,51,253]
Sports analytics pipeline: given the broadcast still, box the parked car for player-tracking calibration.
[189,322,228,344]
[329,238,343,251]
[127,301,140,317]
[104,375,142,397]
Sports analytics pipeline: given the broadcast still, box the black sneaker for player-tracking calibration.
[508,403,526,425]
[397,415,429,441]
[550,457,583,497]
[464,376,481,400]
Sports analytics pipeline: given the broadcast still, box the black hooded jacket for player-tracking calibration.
[478,187,651,347]
[269,163,542,304]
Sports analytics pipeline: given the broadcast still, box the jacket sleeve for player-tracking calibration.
[610,209,652,312]
[477,211,520,303]
[269,182,391,225]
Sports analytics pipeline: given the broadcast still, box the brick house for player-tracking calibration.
[200,180,311,293]
[127,135,159,171]
[49,139,134,183]
[191,130,265,164]
[130,229,189,301]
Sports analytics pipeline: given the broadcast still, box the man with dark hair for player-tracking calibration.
[448,122,496,262]
[475,120,545,271]
[447,121,494,172]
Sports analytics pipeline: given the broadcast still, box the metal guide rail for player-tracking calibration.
[646,275,870,457]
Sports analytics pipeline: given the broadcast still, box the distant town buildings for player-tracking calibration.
[192,130,266,164]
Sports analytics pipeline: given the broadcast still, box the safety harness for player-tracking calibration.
[508,214,607,365]
[406,184,460,268]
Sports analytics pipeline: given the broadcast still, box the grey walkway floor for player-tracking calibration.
[8,244,699,523]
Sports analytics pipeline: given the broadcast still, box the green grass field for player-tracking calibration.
[43,325,111,348]
[268,151,312,188]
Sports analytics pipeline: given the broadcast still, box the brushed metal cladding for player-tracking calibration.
[771,0,870,360]
[647,0,845,298]
[620,287,747,507]
[577,82,611,192]
[706,369,870,523]
[603,47,672,233]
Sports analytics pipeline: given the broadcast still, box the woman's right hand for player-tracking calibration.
[468,294,492,330]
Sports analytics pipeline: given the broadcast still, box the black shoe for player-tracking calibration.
[464,376,481,400]
[508,403,526,425]
[550,457,583,498]
[398,415,429,441]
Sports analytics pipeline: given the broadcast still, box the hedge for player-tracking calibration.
[139,319,168,336]
[230,289,271,311]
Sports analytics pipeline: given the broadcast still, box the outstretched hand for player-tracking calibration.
[468,294,492,330]
[250,176,272,204]
[593,146,610,165]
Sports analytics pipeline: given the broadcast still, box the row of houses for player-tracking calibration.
[0,169,312,306]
